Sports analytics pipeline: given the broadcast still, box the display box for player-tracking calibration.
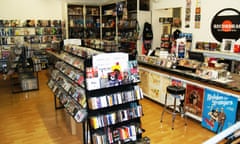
[19,74,38,91]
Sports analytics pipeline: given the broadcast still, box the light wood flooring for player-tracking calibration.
[0,70,218,144]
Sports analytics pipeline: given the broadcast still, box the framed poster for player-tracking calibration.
[221,39,235,52]
[148,73,161,100]
[201,88,238,133]
[185,84,204,117]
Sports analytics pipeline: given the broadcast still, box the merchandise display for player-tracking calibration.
[67,1,138,56]
[138,54,240,90]
[47,47,93,121]
[47,43,144,144]
[0,19,64,73]
[9,43,41,93]
[85,52,143,144]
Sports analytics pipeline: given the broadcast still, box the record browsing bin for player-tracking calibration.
[19,73,38,91]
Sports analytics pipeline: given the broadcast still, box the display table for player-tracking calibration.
[138,60,239,133]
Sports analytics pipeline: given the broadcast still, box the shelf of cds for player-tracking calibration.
[0,19,63,47]
[47,42,144,144]
[47,42,101,121]
[67,5,84,38]
[47,53,87,123]
[67,1,139,56]
[84,52,144,144]
[48,67,87,122]
[0,19,64,72]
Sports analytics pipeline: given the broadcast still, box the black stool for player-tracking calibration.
[160,85,187,129]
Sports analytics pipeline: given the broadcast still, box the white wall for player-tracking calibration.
[151,0,184,10]
[151,0,240,49]
[0,0,63,19]
[151,8,173,49]
[137,11,152,54]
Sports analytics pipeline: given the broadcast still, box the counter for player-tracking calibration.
[138,59,239,133]
[139,60,240,96]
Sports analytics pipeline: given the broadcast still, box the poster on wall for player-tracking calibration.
[194,0,201,29]
[201,88,238,133]
[185,0,191,28]
[185,84,204,117]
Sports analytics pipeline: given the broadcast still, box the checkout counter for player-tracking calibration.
[137,52,240,134]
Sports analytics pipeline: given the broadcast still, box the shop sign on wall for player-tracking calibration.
[211,8,240,42]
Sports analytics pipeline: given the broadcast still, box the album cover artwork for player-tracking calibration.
[185,84,204,117]
[201,88,238,133]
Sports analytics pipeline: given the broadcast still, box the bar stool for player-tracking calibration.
[160,85,187,129]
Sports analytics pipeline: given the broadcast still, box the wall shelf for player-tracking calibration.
[193,49,240,61]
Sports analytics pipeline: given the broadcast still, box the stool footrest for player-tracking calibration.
[164,105,185,114]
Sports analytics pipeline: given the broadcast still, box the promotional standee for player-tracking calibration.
[201,88,238,133]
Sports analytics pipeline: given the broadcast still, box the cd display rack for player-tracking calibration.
[67,1,139,56]
[47,43,144,144]
[84,52,144,144]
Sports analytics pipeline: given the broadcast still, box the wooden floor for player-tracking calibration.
[0,70,217,144]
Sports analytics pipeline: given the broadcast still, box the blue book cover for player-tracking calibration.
[201,88,238,133]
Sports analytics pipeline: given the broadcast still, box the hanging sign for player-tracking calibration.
[211,8,240,42]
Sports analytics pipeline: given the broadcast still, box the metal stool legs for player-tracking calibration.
[160,92,167,124]
[160,91,187,129]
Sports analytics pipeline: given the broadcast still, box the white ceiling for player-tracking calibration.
[65,0,125,5]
